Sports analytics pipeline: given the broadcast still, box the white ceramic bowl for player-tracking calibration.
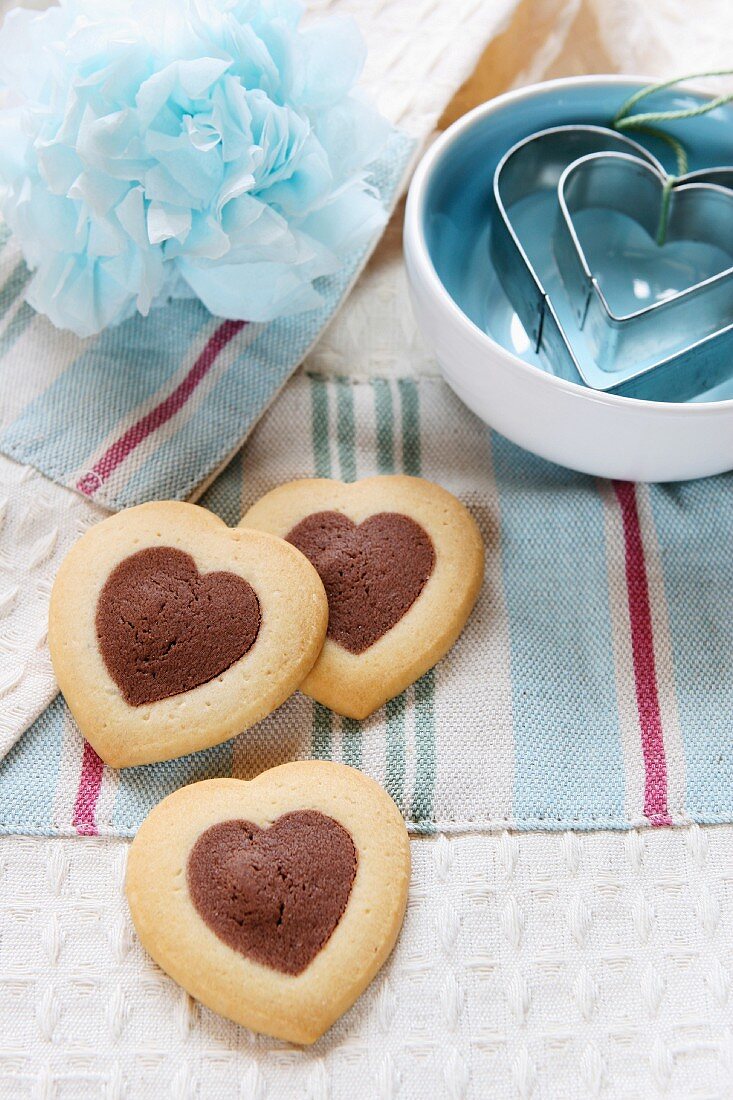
[404,76,733,482]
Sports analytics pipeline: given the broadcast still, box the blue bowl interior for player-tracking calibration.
[423,81,733,402]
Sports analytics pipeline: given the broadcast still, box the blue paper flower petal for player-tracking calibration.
[0,0,389,336]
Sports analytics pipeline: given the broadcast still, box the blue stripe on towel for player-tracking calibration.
[649,476,733,823]
[492,437,627,829]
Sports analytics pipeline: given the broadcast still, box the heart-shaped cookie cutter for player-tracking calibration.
[491,126,662,384]
[492,125,733,400]
[554,151,733,380]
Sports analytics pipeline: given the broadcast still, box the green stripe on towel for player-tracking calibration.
[310,374,331,479]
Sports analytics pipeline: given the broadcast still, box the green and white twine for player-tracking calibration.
[611,71,733,244]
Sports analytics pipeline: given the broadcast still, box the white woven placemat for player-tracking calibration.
[1,826,732,1099]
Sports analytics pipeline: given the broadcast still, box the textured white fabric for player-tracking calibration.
[304,195,440,382]
[584,0,733,88]
[0,456,108,758]
[307,0,523,135]
[1,827,733,1098]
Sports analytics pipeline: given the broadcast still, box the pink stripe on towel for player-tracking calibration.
[72,741,105,836]
[77,319,246,496]
[613,481,671,826]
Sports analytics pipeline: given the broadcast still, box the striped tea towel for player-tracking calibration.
[1,372,732,836]
[0,131,414,510]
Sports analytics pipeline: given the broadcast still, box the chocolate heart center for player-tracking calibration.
[187,811,357,975]
[96,546,260,706]
[286,511,435,654]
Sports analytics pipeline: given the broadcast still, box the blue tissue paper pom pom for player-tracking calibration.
[0,0,390,336]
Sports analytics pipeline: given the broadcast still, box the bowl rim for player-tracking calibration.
[404,73,733,415]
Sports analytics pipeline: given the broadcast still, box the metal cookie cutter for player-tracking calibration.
[554,152,733,386]
[491,126,733,401]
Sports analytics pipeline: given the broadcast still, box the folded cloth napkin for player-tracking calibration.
[0,132,413,511]
[1,369,732,837]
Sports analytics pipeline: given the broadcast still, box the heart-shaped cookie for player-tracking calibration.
[187,810,357,975]
[96,545,262,706]
[49,501,328,767]
[240,476,484,718]
[286,510,436,654]
[125,761,410,1044]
